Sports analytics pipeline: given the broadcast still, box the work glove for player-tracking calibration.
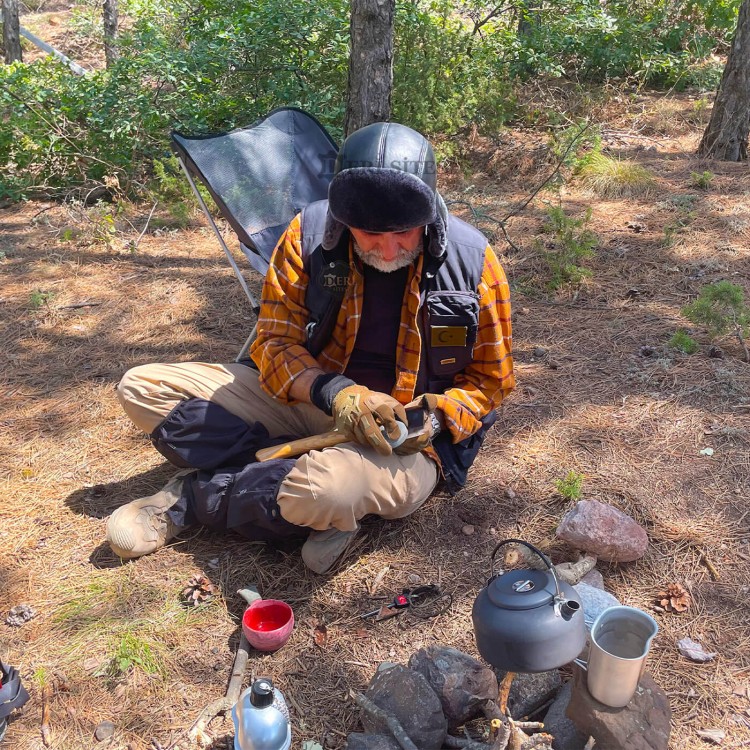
[332,385,408,456]
[394,393,442,456]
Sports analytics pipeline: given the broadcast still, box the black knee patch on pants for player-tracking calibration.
[172,458,307,546]
[150,398,280,470]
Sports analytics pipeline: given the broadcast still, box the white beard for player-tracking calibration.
[353,237,423,273]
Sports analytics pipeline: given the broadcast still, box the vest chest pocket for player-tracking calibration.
[424,291,480,378]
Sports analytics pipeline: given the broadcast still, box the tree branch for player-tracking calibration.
[352,692,419,750]
[472,5,513,35]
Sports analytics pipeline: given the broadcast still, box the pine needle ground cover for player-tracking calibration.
[2,92,750,750]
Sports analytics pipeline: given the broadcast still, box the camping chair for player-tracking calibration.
[171,107,339,360]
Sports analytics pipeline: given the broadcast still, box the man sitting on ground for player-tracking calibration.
[105,121,514,573]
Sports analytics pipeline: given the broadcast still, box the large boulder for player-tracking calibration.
[566,664,671,750]
[346,734,401,750]
[556,500,648,562]
[408,646,498,728]
[362,664,447,750]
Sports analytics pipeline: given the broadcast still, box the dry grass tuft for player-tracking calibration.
[578,153,657,198]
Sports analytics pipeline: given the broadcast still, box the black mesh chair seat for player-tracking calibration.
[172,107,338,276]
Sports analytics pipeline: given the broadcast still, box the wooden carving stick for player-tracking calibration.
[256,430,348,462]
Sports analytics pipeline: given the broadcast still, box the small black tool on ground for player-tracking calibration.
[361,585,452,621]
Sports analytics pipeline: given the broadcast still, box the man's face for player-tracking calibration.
[349,226,424,273]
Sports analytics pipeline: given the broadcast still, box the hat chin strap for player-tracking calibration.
[322,192,448,260]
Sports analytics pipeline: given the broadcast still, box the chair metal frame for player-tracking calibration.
[176,157,259,361]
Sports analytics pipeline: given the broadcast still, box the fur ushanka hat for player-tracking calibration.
[322,122,448,259]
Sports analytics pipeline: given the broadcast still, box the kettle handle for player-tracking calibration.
[489,538,563,599]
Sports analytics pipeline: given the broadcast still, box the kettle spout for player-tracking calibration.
[559,598,581,621]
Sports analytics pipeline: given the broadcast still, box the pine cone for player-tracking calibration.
[180,574,215,607]
[657,582,691,612]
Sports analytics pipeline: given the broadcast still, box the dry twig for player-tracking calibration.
[700,553,720,581]
[40,683,52,747]
[498,672,515,715]
[185,631,251,744]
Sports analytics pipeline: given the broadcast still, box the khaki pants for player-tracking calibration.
[117,363,439,532]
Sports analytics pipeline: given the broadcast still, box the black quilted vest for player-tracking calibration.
[300,199,497,489]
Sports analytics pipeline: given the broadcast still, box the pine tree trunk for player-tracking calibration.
[344,0,394,137]
[516,0,540,39]
[2,0,23,64]
[102,0,118,67]
[697,0,750,161]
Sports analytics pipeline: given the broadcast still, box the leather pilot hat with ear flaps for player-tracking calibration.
[322,122,448,259]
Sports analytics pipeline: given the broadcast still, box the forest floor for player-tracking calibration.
[2,8,750,750]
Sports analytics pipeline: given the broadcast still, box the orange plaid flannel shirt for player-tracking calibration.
[250,213,515,445]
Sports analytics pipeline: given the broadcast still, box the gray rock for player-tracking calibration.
[556,500,648,562]
[566,665,670,750]
[579,568,604,590]
[408,645,498,728]
[542,683,587,750]
[346,734,401,750]
[377,661,397,673]
[363,664,447,750]
[496,670,562,720]
[94,720,115,741]
[574,582,621,630]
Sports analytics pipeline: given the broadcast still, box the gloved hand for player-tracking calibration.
[394,394,442,456]
[332,385,408,456]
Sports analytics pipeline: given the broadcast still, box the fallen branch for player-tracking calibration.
[514,722,544,732]
[352,692,418,750]
[519,734,554,750]
[131,201,158,252]
[57,302,103,310]
[40,683,52,747]
[444,735,498,750]
[481,703,512,749]
[186,630,251,743]
[168,586,260,749]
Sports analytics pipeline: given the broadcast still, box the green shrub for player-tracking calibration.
[537,205,598,290]
[683,282,750,360]
[29,290,54,310]
[0,0,741,197]
[511,0,742,86]
[690,170,714,189]
[683,282,749,338]
[555,470,584,501]
[393,0,516,135]
[0,0,351,199]
[550,121,603,174]
[669,330,699,354]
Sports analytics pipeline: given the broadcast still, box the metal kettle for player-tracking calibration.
[472,539,586,673]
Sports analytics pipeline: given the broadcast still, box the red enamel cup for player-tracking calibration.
[242,599,295,651]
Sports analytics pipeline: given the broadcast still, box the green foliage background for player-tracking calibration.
[0,0,742,199]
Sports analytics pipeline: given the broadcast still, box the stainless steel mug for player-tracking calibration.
[586,606,658,708]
